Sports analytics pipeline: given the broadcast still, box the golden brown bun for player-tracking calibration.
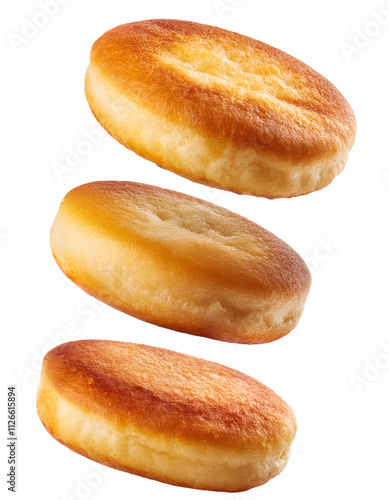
[37,340,297,491]
[85,19,356,198]
[50,181,311,344]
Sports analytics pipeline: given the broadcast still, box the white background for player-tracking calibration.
[2,0,389,498]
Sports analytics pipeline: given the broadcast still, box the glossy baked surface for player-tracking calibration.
[50,181,311,343]
[37,340,297,491]
[85,19,356,197]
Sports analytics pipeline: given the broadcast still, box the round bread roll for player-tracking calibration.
[50,181,311,344]
[37,340,297,491]
[85,19,356,199]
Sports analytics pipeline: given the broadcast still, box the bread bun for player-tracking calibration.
[37,340,297,491]
[50,181,311,344]
[85,19,356,198]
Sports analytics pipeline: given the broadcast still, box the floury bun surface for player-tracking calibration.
[50,181,311,344]
[37,340,297,492]
[85,19,356,198]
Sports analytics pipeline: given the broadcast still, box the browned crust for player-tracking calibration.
[59,181,311,295]
[89,19,356,162]
[50,181,311,343]
[40,340,297,451]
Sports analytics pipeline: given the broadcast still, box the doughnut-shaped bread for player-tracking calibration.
[50,181,311,344]
[85,19,356,198]
[37,340,297,491]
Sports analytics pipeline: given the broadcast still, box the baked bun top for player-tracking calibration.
[42,340,297,452]
[89,19,356,164]
[57,181,311,299]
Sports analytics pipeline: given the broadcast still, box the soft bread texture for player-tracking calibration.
[50,181,311,344]
[37,340,297,491]
[85,19,356,198]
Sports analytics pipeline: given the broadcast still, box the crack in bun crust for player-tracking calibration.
[37,340,297,491]
[85,19,356,198]
[50,181,311,344]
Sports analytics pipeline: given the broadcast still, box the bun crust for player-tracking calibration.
[37,340,297,491]
[50,181,311,344]
[85,19,356,198]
